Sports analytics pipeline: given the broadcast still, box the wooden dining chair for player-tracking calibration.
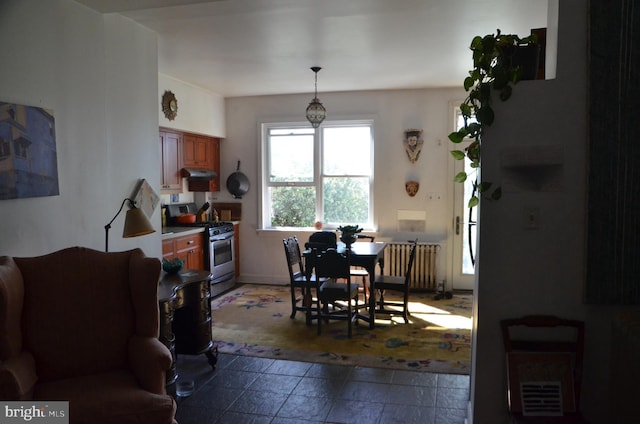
[372,239,417,323]
[350,234,375,304]
[282,236,322,325]
[501,315,587,423]
[313,248,360,338]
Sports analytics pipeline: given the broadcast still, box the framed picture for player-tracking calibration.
[132,178,159,219]
[506,352,576,415]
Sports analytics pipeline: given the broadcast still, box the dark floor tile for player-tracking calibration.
[292,376,347,398]
[226,388,288,416]
[181,381,244,409]
[265,359,314,376]
[206,368,261,390]
[350,366,395,384]
[325,398,385,424]
[276,394,334,421]
[392,369,438,387]
[380,384,438,407]
[305,362,354,380]
[437,373,470,389]
[339,380,391,402]
[223,355,275,373]
[378,404,436,424]
[175,405,224,424]
[215,410,273,424]
[247,373,302,394]
[435,387,469,410]
[435,407,468,424]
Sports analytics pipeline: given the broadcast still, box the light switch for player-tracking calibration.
[524,207,539,230]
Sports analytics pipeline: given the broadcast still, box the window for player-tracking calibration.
[261,120,373,230]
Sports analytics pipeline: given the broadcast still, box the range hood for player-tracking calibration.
[181,168,217,180]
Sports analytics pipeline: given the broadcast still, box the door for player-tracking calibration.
[451,152,477,291]
[450,104,476,291]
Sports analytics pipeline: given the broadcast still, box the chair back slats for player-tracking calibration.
[314,248,351,280]
[305,231,337,251]
[404,239,418,282]
[283,236,304,280]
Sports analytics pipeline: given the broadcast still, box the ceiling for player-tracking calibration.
[74,0,548,98]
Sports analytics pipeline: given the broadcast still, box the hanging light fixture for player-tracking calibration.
[306,66,326,128]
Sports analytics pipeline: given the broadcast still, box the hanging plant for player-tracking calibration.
[449,29,539,207]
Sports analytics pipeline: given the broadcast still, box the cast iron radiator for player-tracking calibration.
[383,242,440,290]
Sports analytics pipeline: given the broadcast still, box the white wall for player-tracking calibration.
[471,1,614,422]
[223,88,464,284]
[0,0,162,258]
[158,73,226,137]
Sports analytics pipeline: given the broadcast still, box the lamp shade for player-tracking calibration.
[306,99,326,128]
[123,207,155,238]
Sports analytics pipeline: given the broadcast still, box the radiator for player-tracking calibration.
[383,242,440,290]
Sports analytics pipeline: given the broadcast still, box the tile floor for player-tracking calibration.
[173,352,470,424]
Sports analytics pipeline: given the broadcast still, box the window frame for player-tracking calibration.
[259,119,375,231]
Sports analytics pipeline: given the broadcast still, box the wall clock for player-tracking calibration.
[161,90,178,121]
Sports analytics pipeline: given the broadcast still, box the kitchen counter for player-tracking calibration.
[161,226,205,239]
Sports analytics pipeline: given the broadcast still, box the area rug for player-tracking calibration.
[211,284,472,374]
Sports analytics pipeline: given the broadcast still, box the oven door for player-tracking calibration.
[208,234,235,280]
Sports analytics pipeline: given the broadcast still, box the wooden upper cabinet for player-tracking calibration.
[160,128,221,193]
[160,130,182,191]
[183,134,210,168]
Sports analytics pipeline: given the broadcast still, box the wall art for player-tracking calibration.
[0,102,59,200]
[405,181,419,197]
[403,129,423,163]
[132,178,160,219]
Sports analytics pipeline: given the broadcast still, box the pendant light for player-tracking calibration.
[306,66,326,128]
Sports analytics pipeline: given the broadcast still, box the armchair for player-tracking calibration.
[0,247,177,424]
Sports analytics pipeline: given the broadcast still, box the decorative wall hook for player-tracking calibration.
[405,181,420,197]
[404,129,424,163]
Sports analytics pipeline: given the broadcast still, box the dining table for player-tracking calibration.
[304,241,387,329]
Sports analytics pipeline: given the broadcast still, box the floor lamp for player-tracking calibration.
[104,198,155,252]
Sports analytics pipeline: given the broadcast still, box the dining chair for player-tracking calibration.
[282,236,322,325]
[372,239,417,323]
[350,234,375,304]
[304,230,337,251]
[313,248,360,338]
[501,315,587,423]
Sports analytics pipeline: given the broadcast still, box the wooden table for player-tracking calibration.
[304,242,386,329]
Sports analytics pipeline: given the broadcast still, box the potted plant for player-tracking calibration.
[337,225,363,248]
[448,29,539,207]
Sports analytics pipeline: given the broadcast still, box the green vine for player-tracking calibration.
[449,29,538,207]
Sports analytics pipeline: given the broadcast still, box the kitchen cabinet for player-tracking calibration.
[160,130,182,191]
[183,134,211,168]
[160,127,221,193]
[185,136,221,192]
[162,233,204,271]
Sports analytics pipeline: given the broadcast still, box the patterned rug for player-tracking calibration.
[210,284,472,374]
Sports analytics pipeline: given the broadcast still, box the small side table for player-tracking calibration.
[158,269,217,387]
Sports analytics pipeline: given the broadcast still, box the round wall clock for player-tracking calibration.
[161,90,178,121]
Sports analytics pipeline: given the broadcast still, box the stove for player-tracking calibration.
[164,203,236,296]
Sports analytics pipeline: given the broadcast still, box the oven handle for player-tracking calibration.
[210,232,234,242]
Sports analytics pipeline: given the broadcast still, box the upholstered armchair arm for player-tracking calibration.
[128,335,172,394]
[0,351,37,400]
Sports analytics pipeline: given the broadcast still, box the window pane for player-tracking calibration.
[269,186,316,227]
[323,127,371,175]
[269,134,313,182]
[323,177,369,224]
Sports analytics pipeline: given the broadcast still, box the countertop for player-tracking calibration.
[161,227,205,239]
[161,221,240,240]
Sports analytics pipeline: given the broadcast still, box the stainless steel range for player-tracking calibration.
[164,202,236,297]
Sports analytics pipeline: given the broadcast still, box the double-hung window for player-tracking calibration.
[261,120,374,230]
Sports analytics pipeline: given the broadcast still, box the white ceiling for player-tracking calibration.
[75,0,548,98]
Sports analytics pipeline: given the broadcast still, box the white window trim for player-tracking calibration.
[258,118,375,231]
